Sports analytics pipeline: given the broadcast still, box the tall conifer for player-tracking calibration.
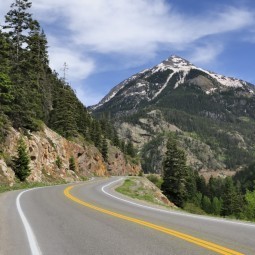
[13,138,31,181]
[161,136,188,207]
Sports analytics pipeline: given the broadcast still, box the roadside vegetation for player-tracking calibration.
[116,135,255,222]
[116,177,174,207]
[116,178,158,204]
[161,135,255,222]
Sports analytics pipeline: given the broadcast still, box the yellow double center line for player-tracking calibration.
[64,185,243,255]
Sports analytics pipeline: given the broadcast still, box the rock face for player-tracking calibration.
[107,145,141,176]
[0,125,141,184]
[116,109,225,173]
[0,160,15,184]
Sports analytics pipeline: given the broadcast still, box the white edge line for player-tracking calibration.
[101,177,255,228]
[15,177,96,255]
[16,189,42,255]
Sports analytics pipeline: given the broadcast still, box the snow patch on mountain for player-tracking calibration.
[206,88,217,95]
[204,71,245,88]
[152,55,195,75]
[152,55,246,90]
[151,72,175,100]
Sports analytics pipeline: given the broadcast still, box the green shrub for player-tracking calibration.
[146,174,163,189]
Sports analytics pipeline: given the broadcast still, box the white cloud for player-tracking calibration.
[75,85,105,107]
[48,45,95,82]
[4,0,251,58]
[189,43,224,65]
[60,2,254,56]
[1,0,255,105]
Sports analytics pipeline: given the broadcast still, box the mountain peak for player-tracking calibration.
[164,55,192,67]
[91,54,254,111]
[153,55,196,74]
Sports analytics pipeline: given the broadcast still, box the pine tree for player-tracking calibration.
[4,0,33,63]
[211,197,222,215]
[91,120,102,148]
[126,141,136,157]
[221,177,242,216]
[161,136,188,208]
[101,136,108,161]
[196,175,207,195]
[186,167,198,201]
[243,189,255,220]
[112,127,120,147]
[0,30,11,73]
[0,73,14,112]
[202,195,212,214]
[13,138,31,181]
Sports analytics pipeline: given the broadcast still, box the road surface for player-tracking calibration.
[0,177,254,255]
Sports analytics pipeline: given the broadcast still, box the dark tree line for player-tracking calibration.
[161,135,255,220]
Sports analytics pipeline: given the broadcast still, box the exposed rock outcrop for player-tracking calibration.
[107,145,141,176]
[0,125,141,184]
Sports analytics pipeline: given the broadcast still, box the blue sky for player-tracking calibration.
[1,0,255,106]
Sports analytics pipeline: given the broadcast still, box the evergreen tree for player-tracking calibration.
[221,177,242,217]
[101,136,108,161]
[112,127,120,147]
[4,0,33,63]
[196,174,207,195]
[211,197,222,215]
[202,195,212,214]
[90,120,102,148]
[50,86,79,137]
[233,162,255,193]
[13,138,31,181]
[161,136,188,207]
[0,72,14,112]
[126,140,136,157]
[0,30,11,73]
[242,188,255,220]
[120,140,126,153]
[186,167,198,201]
[207,176,225,199]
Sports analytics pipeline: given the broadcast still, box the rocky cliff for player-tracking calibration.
[0,125,141,185]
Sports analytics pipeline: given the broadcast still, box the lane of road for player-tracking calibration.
[0,177,254,254]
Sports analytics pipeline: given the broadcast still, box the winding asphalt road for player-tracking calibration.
[0,177,255,255]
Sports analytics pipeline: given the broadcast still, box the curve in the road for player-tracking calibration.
[102,178,255,228]
[64,184,244,255]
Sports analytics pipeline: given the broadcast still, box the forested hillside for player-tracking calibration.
[0,0,139,184]
[0,0,138,160]
[160,135,255,220]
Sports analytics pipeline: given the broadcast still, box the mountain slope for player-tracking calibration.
[91,56,255,174]
[92,56,254,114]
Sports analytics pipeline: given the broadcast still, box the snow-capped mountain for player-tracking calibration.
[92,55,254,111]
[91,55,255,174]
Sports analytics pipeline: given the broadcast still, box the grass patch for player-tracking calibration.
[116,178,163,205]
[146,174,163,189]
[183,202,207,215]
